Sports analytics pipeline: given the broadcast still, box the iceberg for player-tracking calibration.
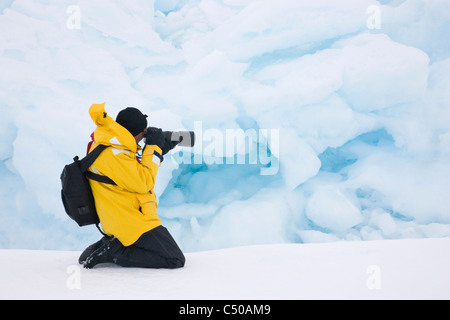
[0,0,449,251]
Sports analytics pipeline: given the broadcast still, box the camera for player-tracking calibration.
[163,130,196,147]
[147,127,195,148]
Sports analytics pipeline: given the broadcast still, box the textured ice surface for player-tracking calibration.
[0,0,449,251]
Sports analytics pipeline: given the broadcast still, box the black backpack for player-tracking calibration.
[60,144,116,230]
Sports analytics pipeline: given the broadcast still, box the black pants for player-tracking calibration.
[111,226,185,269]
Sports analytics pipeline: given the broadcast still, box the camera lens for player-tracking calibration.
[168,131,195,147]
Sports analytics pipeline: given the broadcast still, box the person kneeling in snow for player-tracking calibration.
[79,103,185,269]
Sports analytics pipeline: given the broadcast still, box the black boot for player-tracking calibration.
[78,236,112,264]
[83,237,121,269]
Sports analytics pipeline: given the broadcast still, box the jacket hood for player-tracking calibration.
[89,102,139,153]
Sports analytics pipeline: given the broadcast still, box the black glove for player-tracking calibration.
[161,131,180,155]
[145,127,165,152]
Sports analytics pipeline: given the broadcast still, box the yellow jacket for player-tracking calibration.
[87,102,162,246]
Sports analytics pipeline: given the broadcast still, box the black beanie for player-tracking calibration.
[116,107,148,137]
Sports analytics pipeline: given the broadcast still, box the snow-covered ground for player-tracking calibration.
[1,237,449,300]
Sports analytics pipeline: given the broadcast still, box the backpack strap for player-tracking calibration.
[79,144,110,172]
[80,144,117,186]
[86,171,117,185]
[78,144,115,236]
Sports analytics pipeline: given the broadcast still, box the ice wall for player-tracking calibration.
[0,0,449,251]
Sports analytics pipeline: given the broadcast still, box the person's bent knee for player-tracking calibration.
[167,255,185,269]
